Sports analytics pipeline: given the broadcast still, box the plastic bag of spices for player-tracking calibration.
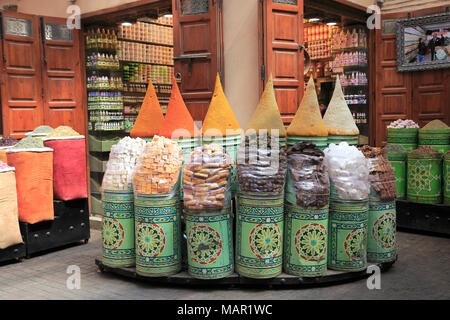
[237,133,287,194]
[183,144,233,211]
[286,142,330,207]
[0,162,23,249]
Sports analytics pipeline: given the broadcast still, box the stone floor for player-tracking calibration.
[0,230,448,300]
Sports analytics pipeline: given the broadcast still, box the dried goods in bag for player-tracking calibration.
[237,133,286,193]
[102,137,146,191]
[324,142,370,200]
[0,164,23,249]
[359,145,397,201]
[183,144,232,210]
[287,142,329,207]
[133,136,183,194]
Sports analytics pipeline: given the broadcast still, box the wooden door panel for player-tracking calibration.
[0,11,42,138]
[262,0,304,125]
[41,16,85,135]
[173,0,222,122]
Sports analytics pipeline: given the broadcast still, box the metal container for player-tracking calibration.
[236,191,284,279]
[386,128,418,152]
[134,193,181,277]
[407,152,443,204]
[418,129,450,154]
[287,136,328,150]
[102,189,135,268]
[367,190,396,263]
[185,206,234,279]
[444,152,450,205]
[328,197,369,272]
[387,151,407,200]
[284,203,328,277]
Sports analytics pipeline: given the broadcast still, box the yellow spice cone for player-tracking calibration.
[202,74,241,137]
[323,75,359,135]
[287,77,328,137]
[245,75,287,137]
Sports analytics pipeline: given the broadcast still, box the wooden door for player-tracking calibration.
[172,0,223,121]
[40,17,85,135]
[0,11,43,138]
[260,0,304,125]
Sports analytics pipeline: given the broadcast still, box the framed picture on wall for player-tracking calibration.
[396,12,450,72]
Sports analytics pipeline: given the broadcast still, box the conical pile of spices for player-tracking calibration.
[245,75,286,137]
[46,126,81,138]
[202,74,241,137]
[409,145,442,155]
[10,136,44,149]
[421,120,449,130]
[287,77,328,137]
[158,79,200,139]
[31,125,53,134]
[130,80,165,137]
[323,75,359,135]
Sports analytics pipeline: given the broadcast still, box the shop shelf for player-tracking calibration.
[120,60,174,67]
[90,177,102,194]
[117,37,173,48]
[89,154,108,173]
[88,135,120,152]
[20,199,90,258]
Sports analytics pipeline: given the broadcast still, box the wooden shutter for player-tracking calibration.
[0,11,43,138]
[40,16,85,135]
[172,0,223,121]
[260,0,304,125]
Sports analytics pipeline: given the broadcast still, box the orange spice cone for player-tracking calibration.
[158,79,200,138]
[202,74,241,137]
[130,81,164,137]
[287,77,328,137]
[245,74,286,137]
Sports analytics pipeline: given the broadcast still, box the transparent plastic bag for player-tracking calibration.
[132,136,183,195]
[324,142,370,200]
[367,156,398,201]
[287,142,329,207]
[237,134,287,194]
[183,144,233,211]
[102,137,146,191]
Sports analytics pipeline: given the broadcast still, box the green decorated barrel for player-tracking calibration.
[443,152,450,205]
[367,190,396,263]
[418,129,450,154]
[328,197,369,271]
[284,203,328,277]
[387,151,407,200]
[236,191,284,279]
[287,136,328,151]
[407,152,443,204]
[134,192,181,277]
[102,189,135,268]
[327,135,359,146]
[185,206,234,279]
[386,128,418,152]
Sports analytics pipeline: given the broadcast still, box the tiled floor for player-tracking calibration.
[0,230,448,300]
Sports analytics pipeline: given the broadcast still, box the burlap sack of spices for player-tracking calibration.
[0,164,23,249]
[6,147,54,224]
[132,136,183,195]
[183,144,233,211]
[43,135,87,201]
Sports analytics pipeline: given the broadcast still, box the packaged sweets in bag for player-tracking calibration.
[286,142,329,207]
[133,136,183,195]
[102,137,146,191]
[183,144,233,210]
[324,142,370,200]
[237,133,286,194]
